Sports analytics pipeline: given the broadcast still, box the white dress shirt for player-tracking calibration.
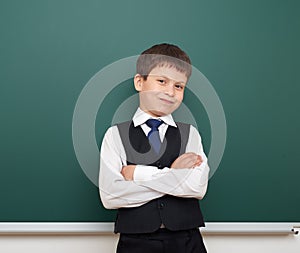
[99,108,210,209]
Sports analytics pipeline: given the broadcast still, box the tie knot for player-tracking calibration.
[145,119,163,131]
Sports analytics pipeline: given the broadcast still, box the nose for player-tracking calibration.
[164,83,175,97]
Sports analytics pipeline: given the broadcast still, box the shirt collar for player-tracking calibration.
[133,108,177,128]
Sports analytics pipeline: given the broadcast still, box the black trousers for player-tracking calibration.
[116,228,207,253]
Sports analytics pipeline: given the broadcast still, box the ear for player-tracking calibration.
[134,74,143,92]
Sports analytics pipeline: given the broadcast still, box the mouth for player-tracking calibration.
[159,98,176,104]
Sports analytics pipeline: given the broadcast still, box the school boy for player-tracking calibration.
[99,43,209,253]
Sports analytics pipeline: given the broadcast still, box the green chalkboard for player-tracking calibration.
[0,0,299,222]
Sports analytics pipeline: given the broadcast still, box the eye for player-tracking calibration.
[175,84,184,90]
[157,79,166,85]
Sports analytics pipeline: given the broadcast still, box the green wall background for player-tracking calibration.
[0,0,299,222]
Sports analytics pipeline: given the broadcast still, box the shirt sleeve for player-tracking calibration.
[98,126,164,209]
[133,125,210,199]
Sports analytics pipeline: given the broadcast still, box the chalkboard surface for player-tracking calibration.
[1,0,299,222]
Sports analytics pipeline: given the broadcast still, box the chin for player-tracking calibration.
[147,109,166,117]
[154,109,174,117]
[152,111,166,117]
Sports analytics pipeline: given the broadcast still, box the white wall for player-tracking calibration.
[0,233,299,253]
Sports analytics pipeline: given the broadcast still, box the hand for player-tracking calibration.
[171,152,203,169]
[121,165,136,181]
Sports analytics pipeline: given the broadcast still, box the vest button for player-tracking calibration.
[156,161,162,169]
[159,202,164,209]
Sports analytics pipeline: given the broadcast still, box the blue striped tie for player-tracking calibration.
[146,119,163,154]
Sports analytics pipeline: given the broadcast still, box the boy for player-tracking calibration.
[99,43,209,253]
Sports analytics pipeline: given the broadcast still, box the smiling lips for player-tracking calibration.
[159,97,176,104]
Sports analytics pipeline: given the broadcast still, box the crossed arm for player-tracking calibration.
[121,152,203,180]
[99,125,209,209]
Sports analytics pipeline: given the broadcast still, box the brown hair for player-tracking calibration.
[136,43,192,80]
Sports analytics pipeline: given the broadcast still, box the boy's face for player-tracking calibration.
[134,65,187,117]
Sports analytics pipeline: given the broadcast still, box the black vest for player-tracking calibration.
[115,121,205,234]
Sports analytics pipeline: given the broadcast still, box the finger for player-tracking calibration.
[197,155,203,163]
[121,168,125,176]
[192,155,202,167]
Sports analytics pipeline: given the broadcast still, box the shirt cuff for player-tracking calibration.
[133,165,158,182]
